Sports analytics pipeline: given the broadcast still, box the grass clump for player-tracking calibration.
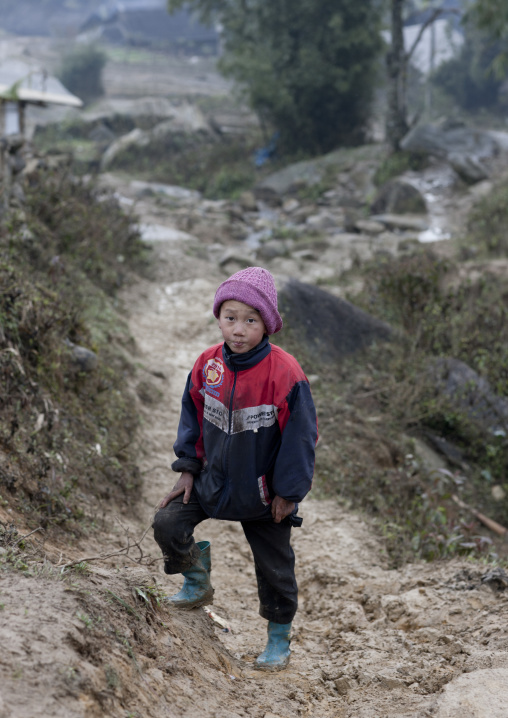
[277,247,508,566]
[466,178,508,256]
[106,133,260,200]
[373,151,428,187]
[0,167,147,535]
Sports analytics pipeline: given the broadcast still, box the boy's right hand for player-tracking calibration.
[157,471,194,508]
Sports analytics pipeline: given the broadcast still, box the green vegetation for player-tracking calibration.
[0,166,147,537]
[466,178,508,255]
[432,26,505,111]
[168,0,383,154]
[106,133,261,199]
[277,179,508,566]
[373,151,428,187]
[58,44,107,105]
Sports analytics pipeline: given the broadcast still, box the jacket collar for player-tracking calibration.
[222,335,271,371]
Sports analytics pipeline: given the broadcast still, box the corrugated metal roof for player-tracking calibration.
[0,59,83,107]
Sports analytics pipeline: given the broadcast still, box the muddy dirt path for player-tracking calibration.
[117,186,508,718]
[1,182,508,718]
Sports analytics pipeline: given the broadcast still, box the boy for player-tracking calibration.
[153,266,317,671]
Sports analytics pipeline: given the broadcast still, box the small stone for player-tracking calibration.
[355,219,385,235]
[239,191,258,212]
[291,249,317,261]
[71,345,98,372]
[335,676,351,695]
[306,212,339,230]
[218,249,253,268]
[377,674,406,689]
[282,198,300,213]
[492,485,506,501]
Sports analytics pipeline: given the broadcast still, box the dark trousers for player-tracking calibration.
[153,492,298,624]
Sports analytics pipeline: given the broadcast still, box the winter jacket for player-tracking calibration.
[172,336,318,521]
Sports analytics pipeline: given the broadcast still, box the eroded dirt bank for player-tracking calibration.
[1,181,508,718]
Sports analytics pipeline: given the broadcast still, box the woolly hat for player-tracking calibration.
[213,266,283,335]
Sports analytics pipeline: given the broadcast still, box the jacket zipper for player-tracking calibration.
[212,369,237,518]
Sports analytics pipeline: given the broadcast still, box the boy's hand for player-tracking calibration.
[158,472,194,508]
[271,495,295,523]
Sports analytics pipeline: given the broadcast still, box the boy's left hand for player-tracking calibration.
[271,495,295,523]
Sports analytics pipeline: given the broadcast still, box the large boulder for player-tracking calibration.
[277,278,392,363]
[401,119,498,159]
[431,357,508,435]
[371,178,426,215]
[436,668,508,718]
[254,145,379,203]
[400,119,498,184]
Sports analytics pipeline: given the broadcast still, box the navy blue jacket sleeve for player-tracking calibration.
[272,380,317,502]
[171,372,203,476]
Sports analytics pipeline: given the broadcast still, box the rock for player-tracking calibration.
[88,122,116,145]
[70,345,99,373]
[371,179,427,215]
[370,214,429,232]
[344,208,363,232]
[218,249,253,268]
[430,357,508,435]
[254,145,379,201]
[305,212,340,231]
[282,198,300,214]
[401,120,499,160]
[291,249,317,261]
[334,676,351,695]
[401,120,498,185]
[448,152,489,184]
[423,431,467,468]
[101,128,148,170]
[257,240,290,261]
[492,485,506,501]
[277,278,392,363]
[238,191,257,212]
[355,219,385,235]
[130,180,200,202]
[435,668,508,718]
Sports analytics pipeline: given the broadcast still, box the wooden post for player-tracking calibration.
[18,102,26,137]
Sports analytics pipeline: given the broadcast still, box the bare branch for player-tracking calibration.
[58,519,159,572]
[13,527,45,546]
[406,7,462,62]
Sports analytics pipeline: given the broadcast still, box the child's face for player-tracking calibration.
[217,300,267,353]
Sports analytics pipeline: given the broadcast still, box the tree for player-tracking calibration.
[432,25,504,110]
[385,1,462,150]
[168,0,383,154]
[467,0,508,76]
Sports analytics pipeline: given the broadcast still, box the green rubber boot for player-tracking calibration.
[167,540,214,610]
[255,621,292,671]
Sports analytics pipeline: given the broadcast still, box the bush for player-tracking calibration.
[467,178,508,255]
[432,27,504,110]
[0,168,147,532]
[58,45,107,104]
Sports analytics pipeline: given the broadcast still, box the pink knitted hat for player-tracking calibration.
[213,266,283,335]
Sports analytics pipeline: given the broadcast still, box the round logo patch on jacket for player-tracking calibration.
[203,357,225,389]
